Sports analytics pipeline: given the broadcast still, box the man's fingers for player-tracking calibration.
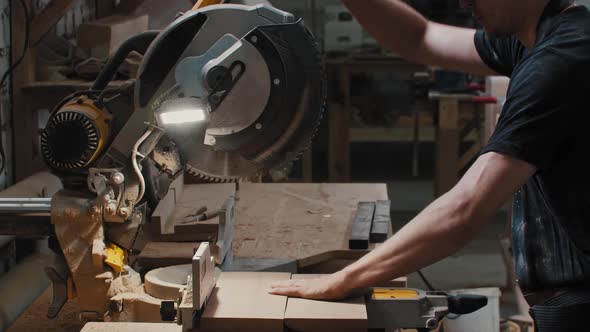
[268,279,304,297]
[268,286,302,297]
[270,280,303,289]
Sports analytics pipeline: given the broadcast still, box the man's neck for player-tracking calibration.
[515,0,552,49]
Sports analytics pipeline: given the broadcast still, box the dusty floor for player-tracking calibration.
[8,288,84,332]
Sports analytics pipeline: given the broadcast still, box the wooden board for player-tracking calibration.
[370,200,391,243]
[232,183,388,260]
[284,274,367,332]
[349,202,375,250]
[151,178,236,242]
[81,322,181,332]
[137,242,212,269]
[200,272,290,332]
[193,243,215,312]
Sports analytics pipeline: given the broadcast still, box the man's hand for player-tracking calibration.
[268,273,359,300]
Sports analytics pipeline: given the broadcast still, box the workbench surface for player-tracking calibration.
[9,183,391,332]
[233,183,388,259]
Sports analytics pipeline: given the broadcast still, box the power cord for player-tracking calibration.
[0,0,30,174]
[417,269,436,291]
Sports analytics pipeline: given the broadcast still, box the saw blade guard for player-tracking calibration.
[135,4,326,182]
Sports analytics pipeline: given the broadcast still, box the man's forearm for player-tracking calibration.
[341,0,428,59]
[339,188,488,289]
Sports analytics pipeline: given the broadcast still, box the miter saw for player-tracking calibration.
[0,2,324,321]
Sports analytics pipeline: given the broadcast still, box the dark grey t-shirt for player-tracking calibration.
[475,3,590,292]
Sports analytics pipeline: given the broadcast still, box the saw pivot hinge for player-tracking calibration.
[207,61,245,110]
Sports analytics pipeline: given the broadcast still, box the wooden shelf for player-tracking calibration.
[349,127,479,143]
[22,79,130,92]
[350,127,434,142]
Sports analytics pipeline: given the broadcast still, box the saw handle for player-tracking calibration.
[447,294,488,315]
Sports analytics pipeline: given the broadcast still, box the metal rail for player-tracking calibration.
[0,198,52,236]
[0,198,51,213]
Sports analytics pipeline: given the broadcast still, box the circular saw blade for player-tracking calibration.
[136,5,325,182]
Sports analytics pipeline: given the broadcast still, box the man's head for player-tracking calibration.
[460,0,552,37]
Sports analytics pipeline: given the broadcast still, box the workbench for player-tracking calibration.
[9,182,406,332]
[148,180,396,266]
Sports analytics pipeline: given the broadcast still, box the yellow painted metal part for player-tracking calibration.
[67,277,77,300]
[192,0,224,10]
[104,243,127,274]
[373,288,419,300]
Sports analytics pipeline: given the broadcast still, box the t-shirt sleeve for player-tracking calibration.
[474,30,517,77]
[479,49,580,171]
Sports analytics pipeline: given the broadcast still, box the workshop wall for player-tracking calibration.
[37,0,95,39]
[0,0,96,190]
[0,0,10,190]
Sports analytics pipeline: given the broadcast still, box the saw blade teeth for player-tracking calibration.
[186,166,239,183]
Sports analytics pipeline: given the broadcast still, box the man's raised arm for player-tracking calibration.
[342,0,497,75]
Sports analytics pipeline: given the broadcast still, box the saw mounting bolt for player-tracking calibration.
[89,205,100,215]
[105,203,117,214]
[250,35,258,43]
[111,172,125,185]
[426,318,438,329]
[273,78,280,85]
[102,193,112,203]
[255,123,262,130]
[118,207,129,217]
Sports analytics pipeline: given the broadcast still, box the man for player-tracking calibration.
[269,0,590,330]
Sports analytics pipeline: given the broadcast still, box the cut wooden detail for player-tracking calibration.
[144,264,190,301]
[370,200,391,243]
[200,272,290,332]
[349,202,376,250]
[284,274,367,332]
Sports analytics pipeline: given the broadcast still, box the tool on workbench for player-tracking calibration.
[349,200,392,249]
[367,287,488,331]
[0,1,325,321]
[182,209,221,224]
[185,206,208,219]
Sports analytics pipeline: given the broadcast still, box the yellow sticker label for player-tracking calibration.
[373,288,419,299]
[104,243,127,274]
